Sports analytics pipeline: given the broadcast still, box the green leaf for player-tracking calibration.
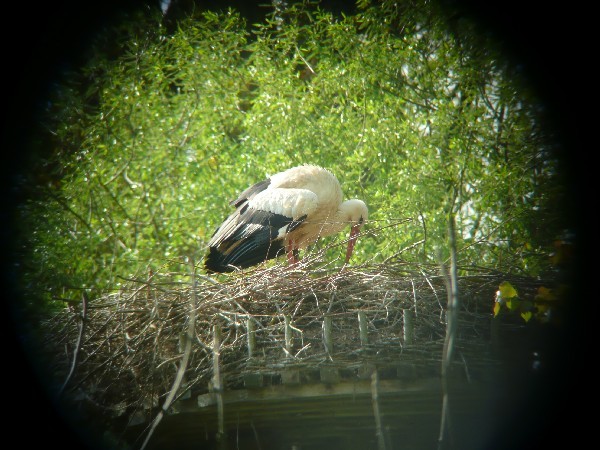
[498,281,518,300]
[520,311,533,323]
[19,0,566,308]
[493,301,502,317]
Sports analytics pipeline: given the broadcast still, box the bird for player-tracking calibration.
[204,164,368,273]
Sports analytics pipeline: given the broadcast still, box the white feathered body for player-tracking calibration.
[205,165,367,272]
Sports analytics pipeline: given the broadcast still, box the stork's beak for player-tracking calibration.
[345,224,362,263]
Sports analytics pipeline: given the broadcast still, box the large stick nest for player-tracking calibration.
[41,256,549,427]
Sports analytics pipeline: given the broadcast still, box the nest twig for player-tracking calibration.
[40,253,550,429]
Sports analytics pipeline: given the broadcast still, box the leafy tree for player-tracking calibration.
[18,0,566,308]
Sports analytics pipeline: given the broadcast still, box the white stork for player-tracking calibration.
[204,164,368,273]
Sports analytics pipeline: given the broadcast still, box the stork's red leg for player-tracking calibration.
[286,240,299,265]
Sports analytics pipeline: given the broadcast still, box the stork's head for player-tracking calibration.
[340,199,368,263]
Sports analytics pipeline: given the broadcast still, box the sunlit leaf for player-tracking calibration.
[493,301,501,317]
[498,281,518,299]
[520,311,533,322]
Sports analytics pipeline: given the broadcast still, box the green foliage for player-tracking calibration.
[19,0,566,306]
[493,281,560,323]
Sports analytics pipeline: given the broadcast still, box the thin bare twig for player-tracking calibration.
[139,258,198,450]
[58,292,88,397]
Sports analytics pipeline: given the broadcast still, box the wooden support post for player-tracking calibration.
[212,323,225,445]
[323,315,333,355]
[358,311,368,346]
[403,309,414,346]
[284,314,293,357]
[246,317,255,358]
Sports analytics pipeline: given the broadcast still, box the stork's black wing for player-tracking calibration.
[204,205,307,273]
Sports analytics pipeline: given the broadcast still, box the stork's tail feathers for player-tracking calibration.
[204,247,236,273]
[204,241,285,273]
